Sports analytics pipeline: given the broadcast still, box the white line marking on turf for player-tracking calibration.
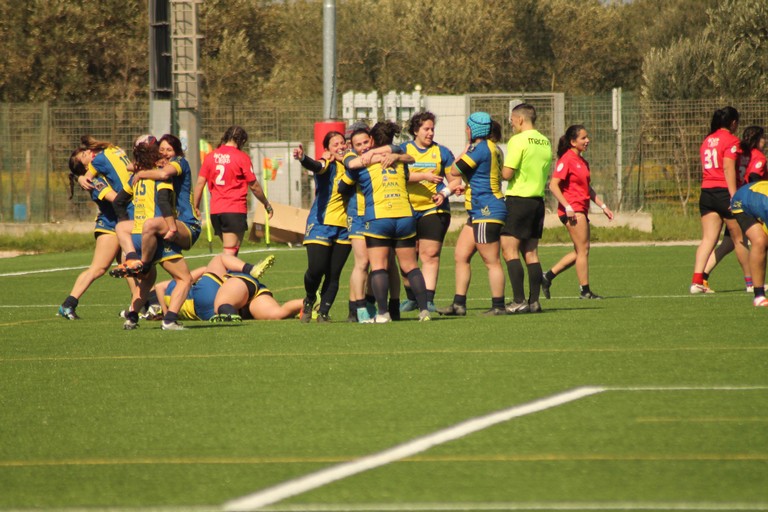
[0,248,289,278]
[607,385,768,392]
[257,502,768,511]
[223,386,606,512]
[225,385,768,511]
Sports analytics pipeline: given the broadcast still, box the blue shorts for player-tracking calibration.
[348,215,367,240]
[469,197,507,224]
[167,273,222,321]
[94,213,117,235]
[132,233,183,264]
[363,217,417,240]
[304,222,350,246]
[183,220,202,247]
[225,272,271,301]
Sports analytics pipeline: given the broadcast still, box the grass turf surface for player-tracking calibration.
[0,244,766,510]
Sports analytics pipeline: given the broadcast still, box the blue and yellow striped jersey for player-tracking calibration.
[167,156,200,227]
[343,161,413,221]
[455,139,504,203]
[309,159,348,228]
[131,177,174,234]
[401,141,454,212]
[88,146,133,194]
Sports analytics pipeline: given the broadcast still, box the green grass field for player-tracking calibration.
[1,244,766,511]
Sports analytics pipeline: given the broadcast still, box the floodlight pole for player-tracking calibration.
[323,0,337,120]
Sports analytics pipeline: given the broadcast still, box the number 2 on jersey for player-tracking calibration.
[215,164,226,185]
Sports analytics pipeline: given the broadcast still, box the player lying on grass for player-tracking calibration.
[153,253,300,323]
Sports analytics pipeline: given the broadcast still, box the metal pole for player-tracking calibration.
[612,87,623,210]
[323,0,337,120]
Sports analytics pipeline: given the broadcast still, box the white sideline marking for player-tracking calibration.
[223,386,605,512]
[0,248,290,278]
[225,385,768,511]
[259,502,768,511]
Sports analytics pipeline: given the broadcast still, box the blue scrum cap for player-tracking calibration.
[467,112,492,139]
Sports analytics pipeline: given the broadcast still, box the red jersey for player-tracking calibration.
[744,148,767,183]
[552,149,591,215]
[199,145,257,214]
[700,128,741,189]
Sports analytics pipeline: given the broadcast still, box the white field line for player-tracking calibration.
[0,294,722,309]
[223,387,606,512]
[225,385,768,512]
[260,502,768,511]
[0,248,292,278]
[7,503,768,512]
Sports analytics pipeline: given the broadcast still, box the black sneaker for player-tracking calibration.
[482,306,507,316]
[437,303,467,316]
[58,305,80,320]
[528,300,543,313]
[579,291,603,299]
[209,313,242,323]
[505,301,530,314]
[300,298,314,323]
[317,313,331,323]
[346,311,358,323]
[541,273,552,299]
[123,319,139,330]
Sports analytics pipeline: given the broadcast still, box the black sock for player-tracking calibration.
[426,289,435,303]
[492,296,505,309]
[370,270,389,314]
[163,311,178,324]
[702,272,710,281]
[388,299,400,320]
[303,270,321,303]
[527,262,543,302]
[545,270,556,282]
[62,295,79,309]
[217,304,239,316]
[454,294,467,307]
[126,310,139,323]
[754,286,765,298]
[406,269,428,311]
[506,259,526,303]
[580,284,591,295]
[242,262,254,275]
[404,286,416,301]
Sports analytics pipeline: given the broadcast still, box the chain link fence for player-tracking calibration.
[2,96,767,225]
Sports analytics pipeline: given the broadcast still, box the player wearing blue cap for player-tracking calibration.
[449,112,508,315]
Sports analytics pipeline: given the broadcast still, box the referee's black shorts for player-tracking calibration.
[500,196,545,240]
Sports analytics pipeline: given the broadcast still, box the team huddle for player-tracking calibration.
[58,103,621,328]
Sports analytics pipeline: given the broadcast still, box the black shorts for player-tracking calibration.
[365,236,417,249]
[699,188,734,219]
[734,211,759,235]
[416,212,451,242]
[210,213,249,236]
[472,221,503,244]
[559,214,590,225]
[501,196,545,240]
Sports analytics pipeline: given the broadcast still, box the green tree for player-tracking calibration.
[199,0,275,105]
[0,1,147,102]
[641,0,768,101]
[542,0,640,93]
